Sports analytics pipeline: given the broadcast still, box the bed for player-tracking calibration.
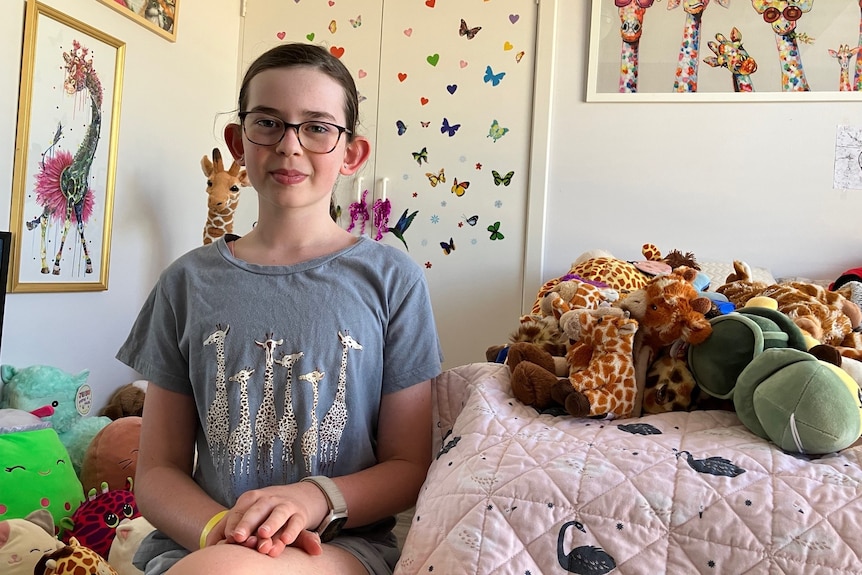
[394,362,862,575]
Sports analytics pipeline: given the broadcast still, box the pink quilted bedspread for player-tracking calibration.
[395,363,862,575]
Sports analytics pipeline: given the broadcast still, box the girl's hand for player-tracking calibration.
[222,484,325,557]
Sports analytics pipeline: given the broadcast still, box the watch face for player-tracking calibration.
[319,515,348,543]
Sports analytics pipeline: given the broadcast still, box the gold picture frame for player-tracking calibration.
[10,1,125,293]
[96,0,178,42]
[587,0,862,102]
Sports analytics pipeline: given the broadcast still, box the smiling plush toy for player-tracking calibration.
[0,510,66,575]
[0,365,112,476]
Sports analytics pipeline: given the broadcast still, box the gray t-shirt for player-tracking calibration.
[116,235,442,507]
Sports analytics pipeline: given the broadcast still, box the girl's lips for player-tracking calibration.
[271,169,307,185]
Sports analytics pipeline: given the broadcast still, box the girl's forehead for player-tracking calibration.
[247,67,346,113]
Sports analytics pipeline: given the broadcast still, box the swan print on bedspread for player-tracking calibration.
[394,363,862,575]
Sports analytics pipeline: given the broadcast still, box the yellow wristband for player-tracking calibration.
[199,510,228,549]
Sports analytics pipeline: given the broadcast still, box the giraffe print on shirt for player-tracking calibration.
[204,324,231,466]
[254,334,283,474]
[319,331,362,472]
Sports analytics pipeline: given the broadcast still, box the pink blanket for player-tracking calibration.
[396,363,862,574]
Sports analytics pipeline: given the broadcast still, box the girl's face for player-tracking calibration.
[226,66,367,214]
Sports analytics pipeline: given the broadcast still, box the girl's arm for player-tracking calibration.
[135,384,225,551]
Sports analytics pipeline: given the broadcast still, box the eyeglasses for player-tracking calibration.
[238,111,351,154]
[762,6,802,24]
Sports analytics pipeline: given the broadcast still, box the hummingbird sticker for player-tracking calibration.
[388,208,418,251]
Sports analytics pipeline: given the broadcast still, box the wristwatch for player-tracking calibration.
[300,476,348,542]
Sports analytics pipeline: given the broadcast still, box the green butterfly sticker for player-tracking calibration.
[487,221,504,241]
[492,170,514,186]
[487,119,509,143]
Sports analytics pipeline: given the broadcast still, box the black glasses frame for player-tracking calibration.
[238,112,352,154]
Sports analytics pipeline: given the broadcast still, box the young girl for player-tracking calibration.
[116,43,442,575]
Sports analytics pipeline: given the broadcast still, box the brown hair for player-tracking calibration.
[238,43,360,139]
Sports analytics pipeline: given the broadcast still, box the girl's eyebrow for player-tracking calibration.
[247,106,339,123]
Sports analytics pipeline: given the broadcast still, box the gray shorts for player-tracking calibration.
[134,527,399,575]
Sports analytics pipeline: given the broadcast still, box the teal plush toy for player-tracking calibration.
[0,365,111,476]
[734,347,862,455]
[0,409,85,536]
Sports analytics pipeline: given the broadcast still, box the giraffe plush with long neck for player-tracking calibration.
[617,0,656,93]
[29,41,102,276]
[201,147,249,245]
[704,27,758,92]
[751,0,813,91]
[668,0,730,92]
[829,44,862,91]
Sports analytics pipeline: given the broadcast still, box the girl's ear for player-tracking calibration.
[224,123,246,165]
[340,136,371,176]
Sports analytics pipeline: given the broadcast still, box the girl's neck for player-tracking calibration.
[231,215,356,266]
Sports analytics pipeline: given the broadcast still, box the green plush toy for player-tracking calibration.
[0,365,111,476]
[734,347,862,455]
[0,409,85,536]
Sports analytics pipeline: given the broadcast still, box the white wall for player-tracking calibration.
[2,2,860,409]
[0,0,244,411]
[544,3,862,286]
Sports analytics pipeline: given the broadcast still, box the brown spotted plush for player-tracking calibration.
[34,536,119,575]
[717,260,862,358]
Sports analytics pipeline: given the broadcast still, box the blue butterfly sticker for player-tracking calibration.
[441,237,455,255]
[396,120,407,136]
[441,117,461,137]
[484,65,505,87]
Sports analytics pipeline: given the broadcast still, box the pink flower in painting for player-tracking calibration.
[34,149,95,223]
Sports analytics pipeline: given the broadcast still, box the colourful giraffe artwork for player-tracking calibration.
[616,0,657,92]
[704,27,758,92]
[750,0,813,91]
[829,44,862,91]
[668,0,731,92]
[855,0,862,90]
[28,40,102,276]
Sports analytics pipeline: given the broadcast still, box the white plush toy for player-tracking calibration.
[0,509,65,575]
[108,516,155,575]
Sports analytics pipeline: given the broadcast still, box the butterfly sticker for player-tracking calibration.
[487,221,505,240]
[396,120,407,136]
[441,117,461,137]
[425,168,445,187]
[484,65,506,87]
[492,170,514,186]
[329,20,337,34]
[515,50,525,63]
[451,178,470,197]
[463,214,479,226]
[412,147,428,165]
[459,18,481,40]
[441,237,455,255]
[421,121,431,128]
[388,208,418,251]
[350,15,362,28]
[487,119,509,143]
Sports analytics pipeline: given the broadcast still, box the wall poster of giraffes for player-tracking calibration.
[9,1,125,293]
[587,0,862,101]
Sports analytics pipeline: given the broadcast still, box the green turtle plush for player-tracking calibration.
[734,347,862,455]
[687,305,809,399]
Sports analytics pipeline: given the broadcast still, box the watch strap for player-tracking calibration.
[300,476,348,532]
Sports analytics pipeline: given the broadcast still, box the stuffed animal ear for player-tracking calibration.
[691,297,712,315]
[201,155,214,177]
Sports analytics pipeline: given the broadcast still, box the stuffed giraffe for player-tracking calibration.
[201,148,250,245]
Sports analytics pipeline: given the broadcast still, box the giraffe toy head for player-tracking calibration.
[201,148,250,245]
[705,27,758,76]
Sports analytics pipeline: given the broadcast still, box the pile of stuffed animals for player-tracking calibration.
[0,368,152,575]
[493,244,862,457]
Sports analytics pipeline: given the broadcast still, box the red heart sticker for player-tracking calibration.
[398,72,407,82]
[425,0,435,6]
[330,46,345,58]
[420,97,429,105]
[276,31,286,40]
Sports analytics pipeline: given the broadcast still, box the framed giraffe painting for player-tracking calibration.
[9,2,125,293]
[587,0,862,101]
[95,0,179,42]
